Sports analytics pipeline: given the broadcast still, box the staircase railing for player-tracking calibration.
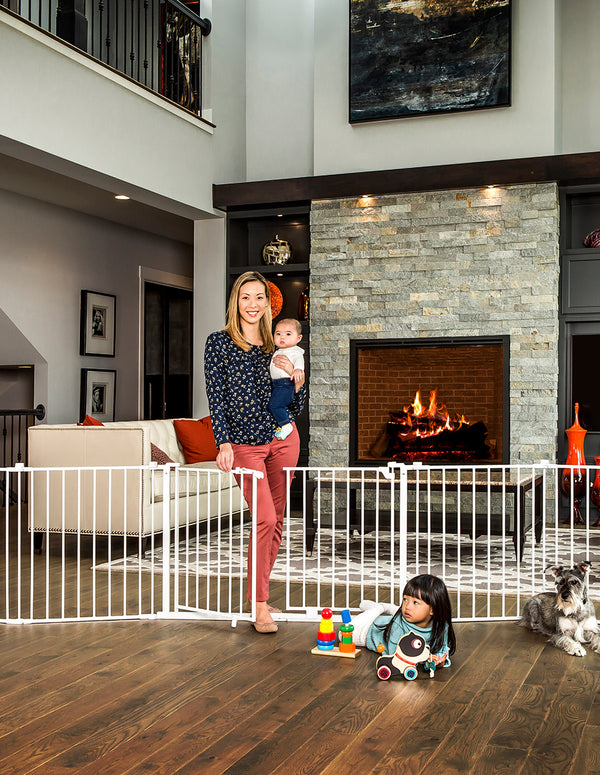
[0,404,45,504]
[0,0,211,116]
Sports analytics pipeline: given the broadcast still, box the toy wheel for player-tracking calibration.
[377,664,392,681]
[404,666,418,681]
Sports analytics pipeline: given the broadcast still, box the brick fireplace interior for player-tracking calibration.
[350,337,509,466]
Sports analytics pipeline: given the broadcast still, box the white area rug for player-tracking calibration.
[93,521,600,599]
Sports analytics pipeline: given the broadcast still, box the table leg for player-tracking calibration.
[305,478,316,555]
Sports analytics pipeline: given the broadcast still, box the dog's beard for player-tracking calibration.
[555,592,583,617]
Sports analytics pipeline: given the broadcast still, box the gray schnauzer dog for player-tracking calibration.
[519,561,600,657]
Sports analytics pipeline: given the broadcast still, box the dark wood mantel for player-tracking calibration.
[213,151,600,210]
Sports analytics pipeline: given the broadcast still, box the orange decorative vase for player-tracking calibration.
[561,403,587,525]
[590,455,600,527]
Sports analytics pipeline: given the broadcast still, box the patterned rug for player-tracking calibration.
[93,521,600,599]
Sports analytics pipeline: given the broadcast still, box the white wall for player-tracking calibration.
[312,0,561,175]
[0,13,216,218]
[0,189,192,423]
[210,0,248,186]
[192,218,227,418]
[561,0,600,153]
[245,0,315,181]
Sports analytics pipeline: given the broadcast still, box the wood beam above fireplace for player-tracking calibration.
[213,151,600,210]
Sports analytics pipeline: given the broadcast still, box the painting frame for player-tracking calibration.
[349,0,512,124]
[80,368,116,423]
[80,290,116,357]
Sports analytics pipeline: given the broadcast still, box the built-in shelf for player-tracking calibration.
[226,205,311,469]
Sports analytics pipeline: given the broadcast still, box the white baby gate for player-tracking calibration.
[1,461,598,626]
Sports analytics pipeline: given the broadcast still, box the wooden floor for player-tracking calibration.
[2,506,600,773]
[1,608,600,774]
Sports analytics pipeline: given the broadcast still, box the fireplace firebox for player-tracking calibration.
[349,337,510,466]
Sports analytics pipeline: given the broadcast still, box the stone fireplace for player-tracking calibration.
[308,183,560,468]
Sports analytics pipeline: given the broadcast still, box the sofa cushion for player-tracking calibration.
[150,443,174,465]
[173,417,218,463]
[79,414,103,426]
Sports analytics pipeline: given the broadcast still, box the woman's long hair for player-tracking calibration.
[224,271,274,353]
[379,574,456,655]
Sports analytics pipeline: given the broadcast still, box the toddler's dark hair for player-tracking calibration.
[378,574,456,656]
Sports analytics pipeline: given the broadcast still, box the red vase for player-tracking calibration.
[561,403,587,525]
[590,455,600,527]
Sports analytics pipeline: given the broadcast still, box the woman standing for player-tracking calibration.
[204,271,305,633]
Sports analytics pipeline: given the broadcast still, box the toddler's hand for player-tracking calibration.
[291,369,304,385]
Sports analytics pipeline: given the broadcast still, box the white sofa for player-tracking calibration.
[27,419,242,538]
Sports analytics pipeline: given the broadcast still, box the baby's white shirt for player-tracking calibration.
[270,345,305,380]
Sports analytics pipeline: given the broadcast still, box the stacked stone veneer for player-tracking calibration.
[309,183,560,467]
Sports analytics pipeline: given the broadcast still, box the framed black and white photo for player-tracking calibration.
[80,290,116,356]
[80,369,116,422]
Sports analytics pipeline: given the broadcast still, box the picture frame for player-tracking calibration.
[349,0,511,123]
[80,290,116,357]
[80,369,116,423]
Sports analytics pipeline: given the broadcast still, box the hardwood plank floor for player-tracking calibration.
[1,614,600,774]
[2,508,600,773]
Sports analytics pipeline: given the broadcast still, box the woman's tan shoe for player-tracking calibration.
[252,621,278,634]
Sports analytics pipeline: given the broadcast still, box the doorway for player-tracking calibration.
[143,282,193,419]
[561,320,600,464]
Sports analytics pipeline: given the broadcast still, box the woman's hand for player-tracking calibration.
[216,442,234,473]
[272,353,294,375]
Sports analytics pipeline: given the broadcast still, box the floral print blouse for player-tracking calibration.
[204,330,306,446]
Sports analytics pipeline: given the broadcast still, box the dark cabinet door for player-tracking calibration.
[144,282,193,420]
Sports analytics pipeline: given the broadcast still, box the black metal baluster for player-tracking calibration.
[155,0,161,97]
[16,416,22,463]
[129,0,134,77]
[115,0,120,73]
[105,0,111,66]
[193,23,199,113]
[97,0,104,62]
[142,0,148,85]
[168,7,175,102]
[173,9,180,105]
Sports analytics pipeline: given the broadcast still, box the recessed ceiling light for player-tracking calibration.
[115,194,130,200]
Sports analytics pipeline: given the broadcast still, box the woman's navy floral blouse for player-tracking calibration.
[204,330,306,446]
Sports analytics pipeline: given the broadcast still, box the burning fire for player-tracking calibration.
[393,389,469,441]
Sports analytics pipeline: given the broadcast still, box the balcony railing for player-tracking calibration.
[1,0,211,115]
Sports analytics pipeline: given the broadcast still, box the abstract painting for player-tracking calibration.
[349,0,511,122]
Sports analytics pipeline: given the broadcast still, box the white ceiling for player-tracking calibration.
[0,153,195,245]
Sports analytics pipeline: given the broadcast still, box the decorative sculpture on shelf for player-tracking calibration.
[267,281,283,318]
[584,229,600,248]
[262,235,291,265]
[561,402,587,525]
[298,283,309,322]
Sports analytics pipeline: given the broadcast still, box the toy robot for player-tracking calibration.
[376,630,436,681]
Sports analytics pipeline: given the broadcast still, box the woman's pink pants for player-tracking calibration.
[232,425,300,601]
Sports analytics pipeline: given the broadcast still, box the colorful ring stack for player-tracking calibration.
[316,607,335,650]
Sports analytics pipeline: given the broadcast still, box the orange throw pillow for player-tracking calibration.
[173,417,218,463]
[78,414,104,426]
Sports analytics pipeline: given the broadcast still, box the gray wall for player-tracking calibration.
[0,189,192,423]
